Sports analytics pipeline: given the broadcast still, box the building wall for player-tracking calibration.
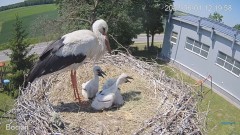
[161,19,240,107]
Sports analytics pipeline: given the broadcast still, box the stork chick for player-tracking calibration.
[102,78,123,105]
[91,73,133,110]
[82,66,106,100]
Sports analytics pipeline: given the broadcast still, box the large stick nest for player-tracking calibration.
[13,51,205,135]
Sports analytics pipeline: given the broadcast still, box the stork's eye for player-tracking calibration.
[103,27,106,32]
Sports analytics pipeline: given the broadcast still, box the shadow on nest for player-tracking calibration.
[53,90,141,113]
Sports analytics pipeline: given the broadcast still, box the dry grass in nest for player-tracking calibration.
[13,51,205,135]
[49,63,159,135]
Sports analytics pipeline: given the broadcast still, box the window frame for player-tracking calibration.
[184,37,210,59]
[170,31,178,44]
[216,51,240,77]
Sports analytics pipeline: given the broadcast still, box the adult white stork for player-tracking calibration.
[24,19,111,103]
[91,73,133,110]
[81,66,106,100]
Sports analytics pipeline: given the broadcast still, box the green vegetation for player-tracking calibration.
[199,89,240,134]
[8,15,36,94]
[208,12,223,22]
[0,15,36,134]
[57,0,145,49]
[141,0,172,49]
[56,0,170,49]
[130,42,162,60]
[234,24,240,30]
[0,93,14,116]
[0,93,16,135]
[0,4,58,46]
[131,42,162,50]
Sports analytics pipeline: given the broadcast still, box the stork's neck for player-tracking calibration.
[93,73,99,81]
[113,78,122,91]
[93,31,105,48]
[93,30,103,39]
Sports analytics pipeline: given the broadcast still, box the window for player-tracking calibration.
[216,51,240,76]
[170,32,178,44]
[185,37,210,58]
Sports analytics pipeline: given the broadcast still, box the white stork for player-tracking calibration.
[24,19,111,103]
[81,66,106,100]
[102,78,124,105]
[91,73,133,110]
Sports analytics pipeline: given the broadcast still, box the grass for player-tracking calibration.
[0,4,58,46]
[133,42,240,135]
[130,42,162,50]
[0,93,16,135]
[130,42,162,60]
[0,62,17,135]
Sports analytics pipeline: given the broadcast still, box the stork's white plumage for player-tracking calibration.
[102,78,124,105]
[91,73,133,110]
[25,19,111,103]
[81,66,106,100]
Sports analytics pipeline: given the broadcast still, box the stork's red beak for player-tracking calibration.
[104,33,111,54]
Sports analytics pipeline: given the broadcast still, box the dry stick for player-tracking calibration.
[160,96,193,134]
[109,34,131,54]
[81,127,97,135]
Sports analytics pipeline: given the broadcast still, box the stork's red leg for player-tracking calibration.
[73,70,82,103]
[71,70,88,106]
[71,70,77,99]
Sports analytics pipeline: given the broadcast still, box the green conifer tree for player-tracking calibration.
[8,15,35,95]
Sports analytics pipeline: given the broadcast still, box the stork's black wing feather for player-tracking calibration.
[39,38,65,61]
[24,38,86,88]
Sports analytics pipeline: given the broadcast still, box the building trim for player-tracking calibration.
[215,63,240,78]
[184,48,208,60]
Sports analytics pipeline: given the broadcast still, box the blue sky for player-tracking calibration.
[174,0,240,27]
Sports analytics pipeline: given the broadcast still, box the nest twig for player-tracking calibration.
[10,51,206,135]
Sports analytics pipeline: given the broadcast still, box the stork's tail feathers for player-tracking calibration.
[22,62,43,89]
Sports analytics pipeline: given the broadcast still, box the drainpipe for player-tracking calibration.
[168,10,174,23]
[164,10,174,60]
[197,18,201,34]
[232,32,237,50]
[211,27,215,40]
